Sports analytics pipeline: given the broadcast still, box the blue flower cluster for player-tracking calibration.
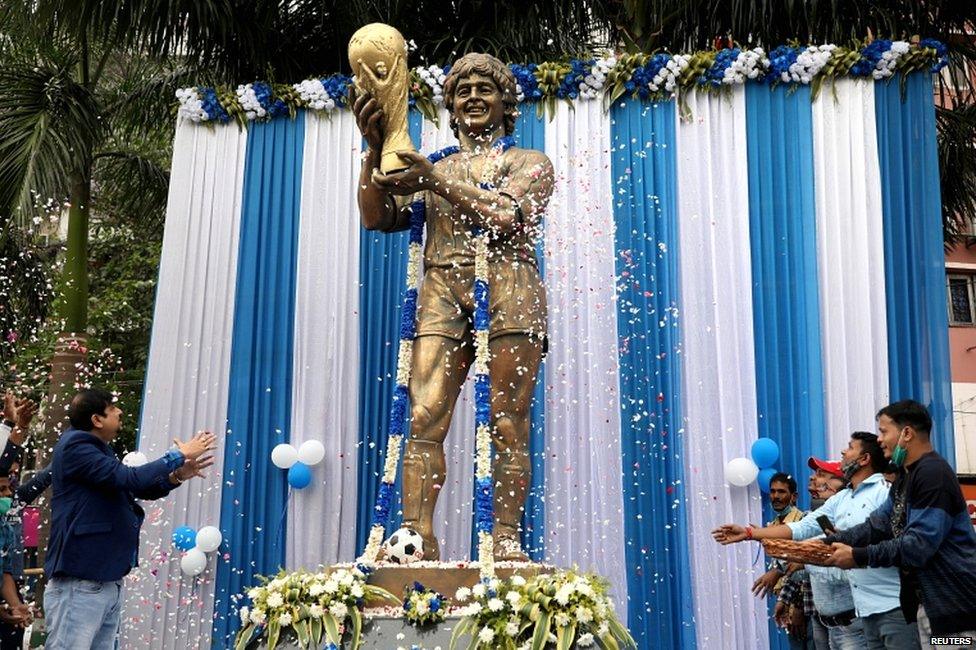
[703,48,741,86]
[919,38,949,72]
[767,46,800,84]
[390,385,409,436]
[474,476,494,533]
[200,87,230,123]
[627,61,654,99]
[252,82,289,118]
[851,40,892,76]
[427,146,459,164]
[409,200,426,244]
[372,481,395,526]
[510,63,542,101]
[556,59,593,99]
[322,74,353,107]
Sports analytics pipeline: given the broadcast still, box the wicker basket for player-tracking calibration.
[761,539,833,566]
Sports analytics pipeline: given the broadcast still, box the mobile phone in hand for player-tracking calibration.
[816,515,835,535]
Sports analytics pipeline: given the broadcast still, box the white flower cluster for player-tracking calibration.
[415,65,447,104]
[175,87,207,122]
[579,57,616,100]
[723,48,769,84]
[455,570,631,649]
[785,44,836,84]
[649,54,691,94]
[872,41,911,79]
[236,567,373,645]
[292,78,338,111]
[235,83,267,120]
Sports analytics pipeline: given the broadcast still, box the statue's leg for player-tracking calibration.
[488,333,544,561]
[402,334,473,560]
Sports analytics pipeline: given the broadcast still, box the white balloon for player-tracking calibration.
[122,451,148,467]
[725,457,759,487]
[180,548,207,576]
[271,443,298,469]
[195,526,223,553]
[297,440,325,466]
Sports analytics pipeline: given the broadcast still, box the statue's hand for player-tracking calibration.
[352,90,385,151]
[371,150,436,195]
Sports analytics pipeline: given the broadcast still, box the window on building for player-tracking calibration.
[948,274,976,325]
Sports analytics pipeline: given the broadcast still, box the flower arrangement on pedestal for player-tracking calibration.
[402,581,447,627]
[234,567,397,650]
[451,570,636,650]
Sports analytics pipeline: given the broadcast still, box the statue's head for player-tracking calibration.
[443,53,518,138]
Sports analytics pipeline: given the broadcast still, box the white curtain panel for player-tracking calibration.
[675,88,769,649]
[121,119,248,649]
[285,111,363,570]
[812,80,890,456]
[419,109,478,560]
[543,101,628,615]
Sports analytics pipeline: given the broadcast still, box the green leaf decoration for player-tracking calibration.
[323,613,341,646]
[267,619,280,650]
[530,611,551,650]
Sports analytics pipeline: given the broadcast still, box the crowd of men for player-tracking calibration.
[713,399,976,650]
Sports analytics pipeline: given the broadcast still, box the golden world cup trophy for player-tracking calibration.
[348,23,417,173]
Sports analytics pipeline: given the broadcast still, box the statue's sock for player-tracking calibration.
[402,439,445,560]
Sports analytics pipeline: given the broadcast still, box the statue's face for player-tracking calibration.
[452,72,505,136]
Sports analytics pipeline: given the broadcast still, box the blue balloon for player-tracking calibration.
[757,467,779,494]
[172,525,197,551]
[287,462,312,489]
[751,438,780,469]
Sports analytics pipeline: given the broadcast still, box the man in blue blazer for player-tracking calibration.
[43,388,216,649]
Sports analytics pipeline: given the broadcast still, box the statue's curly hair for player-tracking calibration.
[443,53,518,138]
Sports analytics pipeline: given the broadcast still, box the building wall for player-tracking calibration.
[947,241,976,474]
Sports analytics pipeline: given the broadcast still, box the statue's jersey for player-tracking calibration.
[409,147,551,344]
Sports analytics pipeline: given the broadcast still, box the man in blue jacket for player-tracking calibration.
[43,388,215,650]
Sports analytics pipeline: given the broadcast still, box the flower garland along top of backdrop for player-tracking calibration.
[175,39,949,125]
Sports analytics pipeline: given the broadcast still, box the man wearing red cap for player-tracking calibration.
[714,432,920,649]
[808,457,846,511]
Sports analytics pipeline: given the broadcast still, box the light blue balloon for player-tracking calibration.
[757,467,779,494]
[751,438,780,469]
[172,525,197,551]
[287,461,312,489]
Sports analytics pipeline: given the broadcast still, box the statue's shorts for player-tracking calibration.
[415,263,547,348]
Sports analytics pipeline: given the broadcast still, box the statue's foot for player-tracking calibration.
[420,532,440,561]
[493,535,529,562]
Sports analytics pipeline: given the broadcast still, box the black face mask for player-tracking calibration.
[810,498,826,510]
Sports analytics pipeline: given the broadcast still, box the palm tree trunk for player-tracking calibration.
[35,171,91,574]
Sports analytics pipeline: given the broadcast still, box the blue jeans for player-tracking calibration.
[43,577,123,650]
[812,616,830,650]
[827,616,866,650]
[862,608,921,650]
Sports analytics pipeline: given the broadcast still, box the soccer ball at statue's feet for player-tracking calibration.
[383,527,425,564]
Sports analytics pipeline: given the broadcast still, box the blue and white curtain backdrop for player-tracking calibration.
[122,74,953,650]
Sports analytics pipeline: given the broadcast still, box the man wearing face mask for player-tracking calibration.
[825,401,976,650]
[715,431,919,649]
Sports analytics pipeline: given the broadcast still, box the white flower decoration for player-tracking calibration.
[175,88,208,123]
[455,586,472,601]
[472,583,487,598]
[488,598,505,612]
[266,592,284,609]
[249,608,266,625]
[329,602,348,619]
[578,632,595,647]
[278,612,292,626]
[239,606,249,624]
[236,83,267,120]
[478,626,495,644]
[505,620,520,637]
[310,604,324,618]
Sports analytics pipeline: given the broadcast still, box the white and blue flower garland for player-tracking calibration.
[175,39,949,125]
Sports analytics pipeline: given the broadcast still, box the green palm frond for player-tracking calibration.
[938,103,976,247]
[92,148,170,228]
[0,59,102,227]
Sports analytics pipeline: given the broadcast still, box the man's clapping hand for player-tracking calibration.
[175,453,215,480]
[174,431,217,462]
